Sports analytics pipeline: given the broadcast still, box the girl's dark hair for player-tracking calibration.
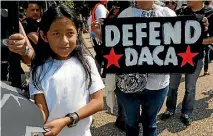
[31,4,92,90]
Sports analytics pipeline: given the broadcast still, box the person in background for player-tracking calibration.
[92,1,176,135]
[1,20,35,98]
[205,0,213,9]
[164,0,177,11]
[88,0,108,36]
[161,0,213,126]
[203,0,213,75]
[106,2,130,132]
[22,1,41,48]
[108,6,120,18]
[87,0,109,73]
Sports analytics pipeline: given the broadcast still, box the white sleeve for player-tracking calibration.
[86,56,105,94]
[95,5,107,20]
[164,7,177,17]
[29,69,44,96]
[118,7,132,18]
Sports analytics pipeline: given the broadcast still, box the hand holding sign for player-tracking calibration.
[202,17,209,32]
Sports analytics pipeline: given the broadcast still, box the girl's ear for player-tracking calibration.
[40,30,48,43]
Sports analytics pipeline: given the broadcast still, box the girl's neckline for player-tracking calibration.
[52,56,73,63]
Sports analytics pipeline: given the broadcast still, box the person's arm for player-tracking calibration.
[75,90,104,120]
[19,21,35,64]
[8,22,35,65]
[27,32,39,45]
[203,36,213,45]
[34,94,49,123]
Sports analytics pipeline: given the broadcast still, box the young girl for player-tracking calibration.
[29,4,104,136]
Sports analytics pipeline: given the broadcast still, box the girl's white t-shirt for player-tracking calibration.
[29,56,105,136]
[117,5,177,90]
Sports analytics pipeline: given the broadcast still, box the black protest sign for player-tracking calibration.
[1,82,46,136]
[101,16,204,74]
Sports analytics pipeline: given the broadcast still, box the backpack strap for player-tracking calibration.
[91,3,109,32]
[91,3,101,32]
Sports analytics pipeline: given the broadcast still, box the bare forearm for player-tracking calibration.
[41,109,49,123]
[28,33,38,45]
[203,37,213,45]
[34,94,49,124]
[76,97,104,120]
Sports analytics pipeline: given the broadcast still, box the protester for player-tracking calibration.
[92,1,176,136]
[29,4,104,136]
[106,3,130,132]
[1,2,35,99]
[108,6,120,18]
[205,0,213,9]
[162,0,213,126]
[87,0,108,73]
[203,1,213,75]
[164,0,177,11]
[22,1,41,47]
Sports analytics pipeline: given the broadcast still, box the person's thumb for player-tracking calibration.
[44,123,52,129]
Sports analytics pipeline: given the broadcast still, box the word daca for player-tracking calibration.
[125,46,177,66]
[104,20,201,66]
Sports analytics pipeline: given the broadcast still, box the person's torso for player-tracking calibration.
[176,5,213,58]
[21,18,39,48]
[116,5,176,90]
[1,9,24,87]
[39,57,92,136]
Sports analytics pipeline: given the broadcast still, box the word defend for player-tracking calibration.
[102,16,203,74]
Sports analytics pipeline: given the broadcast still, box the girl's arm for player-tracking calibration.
[34,94,49,123]
[76,89,104,120]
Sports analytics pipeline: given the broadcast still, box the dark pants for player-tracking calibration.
[115,87,168,136]
[166,59,203,115]
[204,47,210,72]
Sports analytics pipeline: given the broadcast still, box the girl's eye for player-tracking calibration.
[68,32,74,35]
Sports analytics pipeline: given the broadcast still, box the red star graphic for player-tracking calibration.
[178,45,199,67]
[104,48,123,69]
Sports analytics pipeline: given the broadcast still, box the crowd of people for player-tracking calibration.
[1,1,213,136]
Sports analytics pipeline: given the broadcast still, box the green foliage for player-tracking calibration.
[64,0,75,9]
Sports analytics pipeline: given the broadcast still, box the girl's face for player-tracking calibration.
[47,17,77,60]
